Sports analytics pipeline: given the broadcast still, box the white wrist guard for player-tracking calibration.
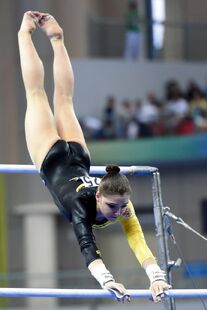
[89,263,115,288]
[145,264,166,284]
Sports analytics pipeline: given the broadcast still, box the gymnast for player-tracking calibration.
[18,11,170,303]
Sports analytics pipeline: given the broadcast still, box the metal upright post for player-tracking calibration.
[151,171,174,310]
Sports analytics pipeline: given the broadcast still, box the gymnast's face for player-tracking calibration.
[96,192,129,221]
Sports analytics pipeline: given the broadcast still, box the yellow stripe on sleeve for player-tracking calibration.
[119,201,155,266]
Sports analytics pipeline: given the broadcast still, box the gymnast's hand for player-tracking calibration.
[143,260,171,303]
[88,259,130,302]
[103,280,130,302]
[150,280,171,303]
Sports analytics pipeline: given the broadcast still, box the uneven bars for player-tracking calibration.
[0,164,158,176]
[0,288,207,299]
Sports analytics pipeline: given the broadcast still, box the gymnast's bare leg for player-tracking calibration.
[18,11,60,170]
[38,14,90,156]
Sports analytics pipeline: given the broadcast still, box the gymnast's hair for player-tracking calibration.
[98,164,131,196]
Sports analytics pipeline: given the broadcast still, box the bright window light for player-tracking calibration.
[151,0,165,49]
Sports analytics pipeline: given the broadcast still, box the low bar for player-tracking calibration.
[0,164,158,176]
[0,288,206,299]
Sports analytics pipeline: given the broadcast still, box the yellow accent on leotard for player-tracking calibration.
[76,183,85,192]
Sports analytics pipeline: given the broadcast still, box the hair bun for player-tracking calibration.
[106,164,120,174]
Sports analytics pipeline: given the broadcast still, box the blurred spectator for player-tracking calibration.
[146,92,165,136]
[176,114,194,135]
[134,100,152,137]
[185,80,203,102]
[102,95,119,139]
[202,76,207,100]
[80,116,103,140]
[124,0,142,60]
[189,89,207,116]
[163,80,189,134]
[135,93,164,137]
[82,79,207,142]
[102,120,117,139]
[126,117,139,139]
[194,110,207,132]
[136,97,158,124]
[187,88,207,133]
[119,99,135,137]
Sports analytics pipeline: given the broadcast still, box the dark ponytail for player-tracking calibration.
[105,164,120,174]
[98,164,131,196]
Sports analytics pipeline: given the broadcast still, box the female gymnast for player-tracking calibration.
[18,11,170,303]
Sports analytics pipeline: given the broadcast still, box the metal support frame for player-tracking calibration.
[152,172,174,310]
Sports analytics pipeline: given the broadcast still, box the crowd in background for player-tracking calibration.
[80,79,207,140]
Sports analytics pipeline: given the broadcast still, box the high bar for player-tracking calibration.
[0,164,158,175]
[0,288,206,299]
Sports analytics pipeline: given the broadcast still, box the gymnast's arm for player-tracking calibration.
[71,200,130,302]
[120,201,156,264]
[120,201,171,302]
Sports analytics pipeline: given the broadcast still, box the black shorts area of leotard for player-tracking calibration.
[40,140,91,220]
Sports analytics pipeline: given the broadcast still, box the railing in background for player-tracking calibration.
[88,16,207,61]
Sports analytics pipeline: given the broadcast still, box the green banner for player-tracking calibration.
[88,134,207,165]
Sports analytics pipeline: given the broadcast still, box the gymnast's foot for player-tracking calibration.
[38,13,63,40]
[19,11,39,33]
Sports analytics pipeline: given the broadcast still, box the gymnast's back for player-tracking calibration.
[40,139,96,220]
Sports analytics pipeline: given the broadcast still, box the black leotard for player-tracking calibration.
[40,140,103,266]
[40,140,156,268]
